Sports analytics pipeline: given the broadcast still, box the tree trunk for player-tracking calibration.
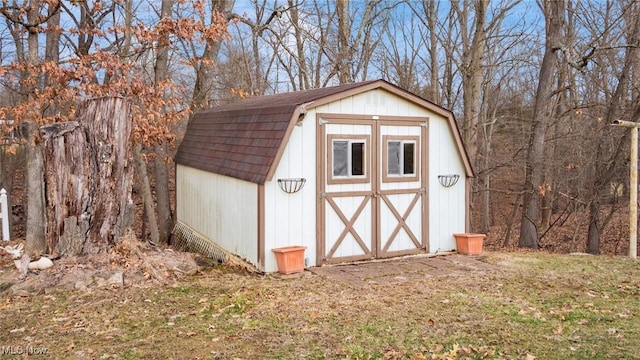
[289,0,310,90]
[336,0,352,85]
[427,0,439,103]
[154,143,172,243]
[190,0,235,112]
[24,0,46,256]
[480,106,498,234]
[134,144,160,245]
[26,122,46,256]
[586,8,640,254]
[518,0,564,249]
[540,188,553,231]
[40,97,134,255]
[152,0,174,244]
[503,193,523,247]
[587,201,601,254]
[481,172,491,233]
[460,0,487,168]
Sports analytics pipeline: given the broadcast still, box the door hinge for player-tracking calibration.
[421,122,428,127]
[318,118,329,125]
[319,192,326,198]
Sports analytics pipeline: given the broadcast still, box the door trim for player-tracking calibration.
[379,191,422,252]
[324,193,372,258]
[316,113,429,265]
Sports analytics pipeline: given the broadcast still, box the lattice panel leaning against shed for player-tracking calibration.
[172,221,229,264]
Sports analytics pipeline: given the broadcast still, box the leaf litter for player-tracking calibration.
[1,248,640,359]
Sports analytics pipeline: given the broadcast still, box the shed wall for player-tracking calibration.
[177,86,468,272]
[263,116,318,272]
[428,114,467,252]
[314,89,466,253]
[264,88,467,270]
[176,164,259,266]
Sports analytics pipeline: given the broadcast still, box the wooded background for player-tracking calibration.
[0,0,638,256]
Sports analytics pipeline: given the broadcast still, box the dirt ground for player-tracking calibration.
[308,253,497,286]
[1,247,639,359]
[0,238,498,295]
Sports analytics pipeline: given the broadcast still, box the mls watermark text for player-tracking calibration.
[1,345,49,356]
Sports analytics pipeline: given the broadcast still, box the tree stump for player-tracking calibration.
[40,97,134,255]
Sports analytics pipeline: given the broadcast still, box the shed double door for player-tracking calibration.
[317,115,428,264]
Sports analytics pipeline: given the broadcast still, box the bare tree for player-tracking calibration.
[153,0,174,244]
[0,0,62,256]
[583,1,640,254]
[376,8,428,96]
[331,0,391,84]
[518,0,565,249]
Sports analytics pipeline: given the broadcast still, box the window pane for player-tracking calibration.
[351,142,364,176]
[333,141,348,176]
[403,143,415,175]
[387,141,401,175]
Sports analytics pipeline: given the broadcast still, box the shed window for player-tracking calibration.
[383,136,419,182]
[328,135,370,184]
[333,140,365,177]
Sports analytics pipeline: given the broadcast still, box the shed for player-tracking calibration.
[174,79,473,272]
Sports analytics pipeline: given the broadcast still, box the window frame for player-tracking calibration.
[327,134,371,185]
[382,135,420,183]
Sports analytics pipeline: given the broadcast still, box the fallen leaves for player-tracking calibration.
[1,252,639,358]
[416,343,498,360]
[555,324,563,335]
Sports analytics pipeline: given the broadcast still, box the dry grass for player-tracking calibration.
[1,252,640,359]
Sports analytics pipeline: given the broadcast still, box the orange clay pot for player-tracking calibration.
[272,246,306,274]
[454,233,486,255]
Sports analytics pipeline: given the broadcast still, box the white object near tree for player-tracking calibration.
[12,255,54,272]
[612,120,639,260]
[1,243,23,258]
[0,188,9,241]
[27,256,54,270]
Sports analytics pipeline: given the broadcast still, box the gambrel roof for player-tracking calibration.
[175,79,473,184]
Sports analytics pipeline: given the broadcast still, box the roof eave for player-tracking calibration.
[263,103,310,183]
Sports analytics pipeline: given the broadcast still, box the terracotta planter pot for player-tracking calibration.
[454,233,486,255]
[272,246,306,274]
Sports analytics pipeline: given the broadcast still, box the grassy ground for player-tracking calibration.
[1,252,640,359]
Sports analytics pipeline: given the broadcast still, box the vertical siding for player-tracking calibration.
[178,88,468,272]
[176,164,259,266]
[378,124,424,253]
[428,114,466,252]
[315,89,467,255]
[317,89,429,117]
[263,109,318,272]
[321,122,375,259]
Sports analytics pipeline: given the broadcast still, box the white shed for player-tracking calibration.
[174,79,474,272]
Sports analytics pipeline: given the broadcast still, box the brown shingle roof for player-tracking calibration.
[175,79,474,184]
[175,81,378,184]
